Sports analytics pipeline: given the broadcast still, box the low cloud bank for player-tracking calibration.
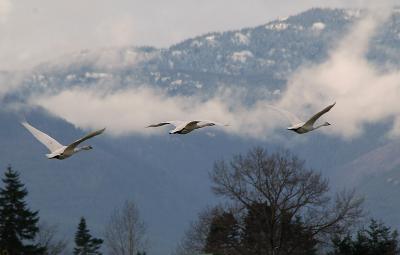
[28,8,400,140]
[277,9,400,139]
[30,87,285,138]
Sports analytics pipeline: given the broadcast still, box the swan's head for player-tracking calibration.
[323,122,331,126]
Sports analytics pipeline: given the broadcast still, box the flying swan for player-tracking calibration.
[269,102,336,134]
[146,120,228,134]
[22,121,105,159]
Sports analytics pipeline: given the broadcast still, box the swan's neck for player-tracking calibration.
[74,147,84,153]
[312,124,326,130]
[74,146,91,153]
[197,122,214,128]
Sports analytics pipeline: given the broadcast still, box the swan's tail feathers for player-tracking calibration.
[46,153,58,159]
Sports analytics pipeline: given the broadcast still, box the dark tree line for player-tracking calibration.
[330,219,399,255]
[177,147,400,255]
[190,207,400,255]
[202,204,317,255]
[0,166,71,254]
[0,166,45,255]
[1,148,400,255]
[0,166,147,255]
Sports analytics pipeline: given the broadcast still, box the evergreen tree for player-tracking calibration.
[330,219,399,255]
[241,202,317,255]
[74,217,103,255]
[0,166,45,255]
[201,203,317,255]
[204,211,240,255]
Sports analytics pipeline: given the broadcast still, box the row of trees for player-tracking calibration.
[1,147,400,255]
[0,166,147,255]
[176,147,400,255]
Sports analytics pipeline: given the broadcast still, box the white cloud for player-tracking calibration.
[0,71,26,99]
[277,9,400,139]
[29,86,287,139]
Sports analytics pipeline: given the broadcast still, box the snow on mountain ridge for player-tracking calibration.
[8,8,364,100]
[231,50,253,63]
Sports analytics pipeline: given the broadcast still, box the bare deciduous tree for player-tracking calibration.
[209,147,364,255]
[104,200,147,255]
[175,207,224,255]
[36,222,68,255]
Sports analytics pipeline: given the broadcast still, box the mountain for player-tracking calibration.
[12,8,400,100]
[6,8,359,99]
[2,7,400,254]
[333,139,400,228]
[334,140,400,186]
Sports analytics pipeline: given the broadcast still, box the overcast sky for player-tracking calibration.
[0,0,395,70]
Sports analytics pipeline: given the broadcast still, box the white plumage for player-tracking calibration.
[269,102,336,134]
[22,121,105,159]
[147,120,228,134]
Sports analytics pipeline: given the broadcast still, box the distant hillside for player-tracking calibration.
[333,140,400,186]
[332,139,400,229]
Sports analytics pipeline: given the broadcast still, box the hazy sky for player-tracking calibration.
[0,0,393,70]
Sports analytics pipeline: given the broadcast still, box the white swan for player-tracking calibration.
[147,120,228,134]
[269,102,336,134]
[22,121,105,159]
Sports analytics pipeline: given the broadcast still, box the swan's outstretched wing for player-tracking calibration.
[21,122,64,152]
[147,120,227,133]
[170,120,197,132]
[197,120,229,128]
[305,102,336,126]
[174,120,225,132]
[266,105,303,125]
[147,122,172,128]
[182,120,198,127]
[146,121,183,128]
[66,128,106,150]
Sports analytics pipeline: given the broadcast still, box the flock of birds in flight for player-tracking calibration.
[21,102,336,160]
